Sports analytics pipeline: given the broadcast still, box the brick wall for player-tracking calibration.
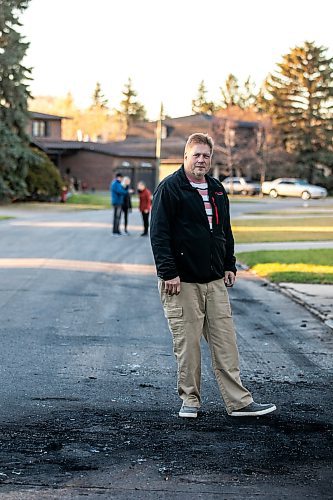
[59,151,156,191]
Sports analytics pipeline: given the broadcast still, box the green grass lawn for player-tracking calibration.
[1,193,139,211]
[66,193,110,208]
[5,201,105,211]
[236,249,333,284]
[66,193,139,209]
[232,216,333,243]
[0,215,13,221]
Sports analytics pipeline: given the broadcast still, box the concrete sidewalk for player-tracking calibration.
[236,241,333,252]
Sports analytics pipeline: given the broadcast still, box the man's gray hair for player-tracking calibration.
[185,133,214,155]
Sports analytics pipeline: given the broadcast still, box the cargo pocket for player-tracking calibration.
[218,296,232,318]
[210,288,232,318]
[218,301,232,318]
[165,305,184,359]
[165,305,183,324]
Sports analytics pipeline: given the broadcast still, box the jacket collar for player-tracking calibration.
[178,165,217,191]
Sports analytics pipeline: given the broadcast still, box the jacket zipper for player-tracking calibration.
[211,196,219,225]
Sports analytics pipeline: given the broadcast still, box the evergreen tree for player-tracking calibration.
[119,77,146,131]
[0,0,36,200]
[220,74,259,110]
[239,76,257,109]
[220,74,241,108]
[192,80,215,114]
[91,81,108,110]
[263,41,333,183]
[256,78,270,113]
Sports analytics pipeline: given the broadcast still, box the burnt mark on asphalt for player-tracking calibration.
[0,384,332,493]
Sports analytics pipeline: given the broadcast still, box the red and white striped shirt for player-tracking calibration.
[190,181,213,229]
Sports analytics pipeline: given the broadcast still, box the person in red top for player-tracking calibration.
[137,181,152,236]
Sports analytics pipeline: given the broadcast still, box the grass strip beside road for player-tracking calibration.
[236,249,333,284]
[66,193,110,208]
[232,217,333,243]
[66,193,139,209]
[0,216,13,221]
[227,195,264,203]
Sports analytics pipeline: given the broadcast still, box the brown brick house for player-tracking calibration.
[29,111,261,191]
[28,111,159,191]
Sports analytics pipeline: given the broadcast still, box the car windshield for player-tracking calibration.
[295,180,309,185]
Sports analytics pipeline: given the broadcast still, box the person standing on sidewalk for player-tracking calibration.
[150,132,276,418]
[110,172,127,235]
[137,181,152,236]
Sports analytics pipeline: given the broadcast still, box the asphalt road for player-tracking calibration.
[0,203,332,499]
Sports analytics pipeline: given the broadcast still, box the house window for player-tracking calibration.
[161,125,168,139]
[32,120,47,137]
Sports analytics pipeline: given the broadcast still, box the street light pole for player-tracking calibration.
[155,103,163,188]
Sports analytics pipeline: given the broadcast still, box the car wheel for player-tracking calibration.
[301,191,311,200]
[241,190,248,196]
[269,189,278,198]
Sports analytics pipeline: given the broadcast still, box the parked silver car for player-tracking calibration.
[261,178,327,200]
[222,177,261,195]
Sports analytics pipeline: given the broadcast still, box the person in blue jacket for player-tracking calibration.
[110,172,128,235]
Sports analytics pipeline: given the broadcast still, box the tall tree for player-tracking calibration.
[119,77,146,131]
[220,74,259,110]
[90,81,108,110]
[220,74,241,108]
[238,76,257,109]
[0,0,36,200]
[192,80,215,114]
[263,41,333,183]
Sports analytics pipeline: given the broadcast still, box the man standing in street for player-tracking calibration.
[137,181,152,236]
[110,172,127,235]
[150,132,276,418]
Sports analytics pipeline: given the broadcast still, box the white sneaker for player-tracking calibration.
[179,405,199,418]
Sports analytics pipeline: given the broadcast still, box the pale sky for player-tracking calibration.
[22,0,333,119]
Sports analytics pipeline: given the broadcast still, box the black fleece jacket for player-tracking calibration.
[150,166,237,283]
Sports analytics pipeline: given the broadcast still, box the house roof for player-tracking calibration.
[30,112,259,163]
[29,111,70,120]
[32,140,83,151]
[164,113,213,125]
[32,137,186,159]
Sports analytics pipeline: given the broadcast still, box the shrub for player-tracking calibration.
[24,148,63,201]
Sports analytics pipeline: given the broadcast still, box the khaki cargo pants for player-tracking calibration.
[159,278,253,414]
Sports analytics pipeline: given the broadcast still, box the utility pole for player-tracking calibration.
[155,103,163,188]
[224,120,235,194]
[256,123,267,198]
